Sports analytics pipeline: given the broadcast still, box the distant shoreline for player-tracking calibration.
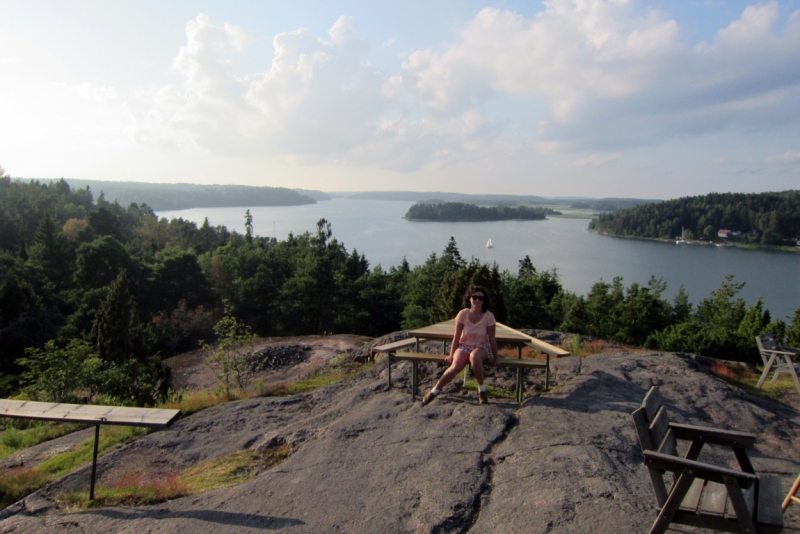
[592,229,800,253]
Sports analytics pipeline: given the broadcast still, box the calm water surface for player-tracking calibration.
[159,198,800,319]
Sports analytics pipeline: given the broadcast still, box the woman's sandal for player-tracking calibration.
[422,391,438,405]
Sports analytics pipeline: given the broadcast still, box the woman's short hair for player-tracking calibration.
[463,285,490,312]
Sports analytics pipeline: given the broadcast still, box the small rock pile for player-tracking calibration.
[250,345,312,372]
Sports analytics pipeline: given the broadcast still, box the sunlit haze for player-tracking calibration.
[2,0,799,198]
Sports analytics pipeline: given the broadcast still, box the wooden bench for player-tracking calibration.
[631,386,783,534]
[0,399,180,500]
[756,333,800,396]
[391,351,549,403]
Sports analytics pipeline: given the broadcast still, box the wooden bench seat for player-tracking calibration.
[370,338,417,358]
[390,351,550,403]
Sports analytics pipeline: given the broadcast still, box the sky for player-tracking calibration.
[1,0,799,198]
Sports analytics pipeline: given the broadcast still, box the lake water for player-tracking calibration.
[158,198,800,320]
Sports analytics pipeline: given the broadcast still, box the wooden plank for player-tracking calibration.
[697,481,728,517]
[642,386,663,423]
[632,408,654,451]
[371,339,416,353]
[757,475,784,527]
[649,406,671,453]
[394,352,547,368]
[525,340,570,357]
[643,452,757,488]
[0,399,180,428]
[408,319,533,343]
[658,428,678,458]
[679,478,706,513]
[395,353,448,363]
[670,423,756,449]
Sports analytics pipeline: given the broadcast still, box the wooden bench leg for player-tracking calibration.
[723,475,756,534]
[387,352,392,388]
[90,424,100,500]
[757,353,778,389]
[785,354,800,396]
[649,467,696,534]
[412,361,418,400]
[545,354,550,392]
[463,364,470,387]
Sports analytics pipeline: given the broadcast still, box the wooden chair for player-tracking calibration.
[631,386,783,534]
[755,334,800,395]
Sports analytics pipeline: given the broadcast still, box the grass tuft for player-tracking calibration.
[707,359,799,402]
[57,445,291,509]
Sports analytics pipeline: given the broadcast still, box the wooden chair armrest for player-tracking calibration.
[764,347,800,356]
[643,451,757,489]
[669,422,756,448]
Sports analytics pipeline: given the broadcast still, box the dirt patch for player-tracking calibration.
[165,334,372,392]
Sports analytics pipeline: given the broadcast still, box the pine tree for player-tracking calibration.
[90,270,145,365]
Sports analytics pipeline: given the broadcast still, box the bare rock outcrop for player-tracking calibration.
[2,352,799,533]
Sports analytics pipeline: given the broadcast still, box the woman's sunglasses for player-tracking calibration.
[471,295,484,301]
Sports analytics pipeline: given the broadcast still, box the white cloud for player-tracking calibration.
[766,151,800,164]
[131,3,800,173]
[134,14,393,158]
[401,0,800,151]
[381,37,397,48]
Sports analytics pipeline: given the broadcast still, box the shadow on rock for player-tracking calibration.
[79,509,305,530]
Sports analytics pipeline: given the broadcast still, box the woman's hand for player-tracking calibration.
[445,355,453,364]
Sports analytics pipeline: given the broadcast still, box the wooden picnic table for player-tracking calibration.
[375,320,569,402]
[0,399,180,500]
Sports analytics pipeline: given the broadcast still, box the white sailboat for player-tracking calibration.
[486,238,494,248]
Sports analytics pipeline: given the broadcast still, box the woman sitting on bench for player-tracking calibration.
[422,285,499,405]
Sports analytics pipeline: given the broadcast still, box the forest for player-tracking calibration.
[37,179,320,211]
[1,171,799,406]
[589,190,800,246]
[405,202,559,221]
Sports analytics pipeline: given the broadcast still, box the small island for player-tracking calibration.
[404,202,560,222]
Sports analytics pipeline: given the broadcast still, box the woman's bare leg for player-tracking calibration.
[470,348,489,385]
[434,350,470,390]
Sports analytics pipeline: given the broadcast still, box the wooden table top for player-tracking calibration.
[407,319,569,356]
[0,399,181,428]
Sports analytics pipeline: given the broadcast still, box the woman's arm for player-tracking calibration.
[488,323,499,366]
[447,319,465,364]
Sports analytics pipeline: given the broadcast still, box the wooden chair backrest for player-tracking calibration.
[756,333,777,351]
[631,386,673,506]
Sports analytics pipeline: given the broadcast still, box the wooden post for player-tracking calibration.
[412,361,418,400]
[387,352,392,388]
[442,340,446,354]
[463,364,470,387]
[545,354,550,391]
[90,424,100,500]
